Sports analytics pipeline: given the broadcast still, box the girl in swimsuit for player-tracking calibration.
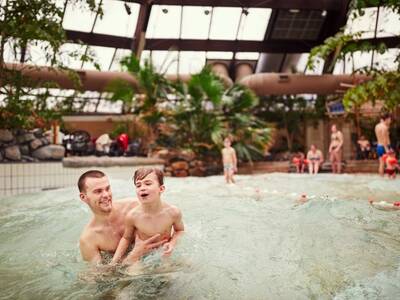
[329,124,343,174]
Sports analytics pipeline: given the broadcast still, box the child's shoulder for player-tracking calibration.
[163,202,182,218]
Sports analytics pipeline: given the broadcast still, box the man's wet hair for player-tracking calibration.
[381,112,392,121]
[78,170,105,192]
[133,167,164,186]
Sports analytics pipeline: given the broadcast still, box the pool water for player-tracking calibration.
[0,173,399,299]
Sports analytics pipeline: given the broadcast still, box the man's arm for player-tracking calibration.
[111,216,135,264]
[80,236,102,264]
[163,208,185,256]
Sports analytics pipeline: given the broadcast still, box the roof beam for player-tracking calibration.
[65,30,400,53]
[123,0,340,11]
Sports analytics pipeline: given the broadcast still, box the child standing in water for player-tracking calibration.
[221,137,238,184]
[112,168,184,265]
[383,149,399,179]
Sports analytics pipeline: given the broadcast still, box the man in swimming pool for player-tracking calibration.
[375,113,392,176]
[78,170,166,264]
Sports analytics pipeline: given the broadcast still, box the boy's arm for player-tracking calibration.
[232,149,238,171]
[80,236,102,264]
[111,216,135,264]
[163,208,184,256]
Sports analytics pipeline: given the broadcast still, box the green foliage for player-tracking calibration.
[307,0,400,112]
[108,56,270,161]
[343,71,400,110]
[0,0,102,129]
[255,95,317,152]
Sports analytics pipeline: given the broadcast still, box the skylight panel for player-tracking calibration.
[179,51,206,74]
[344,8,378,39]
[181,6,212,39]
[377,7,400,38]
[146,5,182,39]
[57,43,87,69]
[93,1,139,37]
[237,8,271,41]
[209,7,242,40]
[109,49,132,71]
[150,50,179,75]
[235,52,260,60]
[62,1,98,32]
[207,52,234,59]
[374,48,400,70]
[82,46,116,71]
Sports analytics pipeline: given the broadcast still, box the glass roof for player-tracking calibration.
[2,2,399,78]
[92,1,139,37]
[209,7,242,40]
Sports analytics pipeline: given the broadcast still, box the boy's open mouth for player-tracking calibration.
[140,193,149,198]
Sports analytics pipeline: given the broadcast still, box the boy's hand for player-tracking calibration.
[162,242,174,256]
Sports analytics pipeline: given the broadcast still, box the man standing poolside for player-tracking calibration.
[375,113,392,176]
[78,170,165,264]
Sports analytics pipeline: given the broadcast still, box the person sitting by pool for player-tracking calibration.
[357,135,371,160]
[369,199,400,211]
[292,152,307,173]
[112,167,184,265]
[382,149,400,179]
[307,144,324,175]
[78,170,166,264]
[221,136,238,184]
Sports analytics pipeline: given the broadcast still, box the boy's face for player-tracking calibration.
[80,176,113,213]
[135,172,165,204]
[224,139,231,147]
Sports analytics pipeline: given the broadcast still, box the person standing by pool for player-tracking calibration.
[78,170,166,264]
[222,136,238,184]
[307,144,323,174]
[375,113,392,176]
[112,168,184,264]
[329,124,343,174]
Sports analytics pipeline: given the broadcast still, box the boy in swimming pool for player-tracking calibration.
[112,168,184,265]
[221,137,238,184]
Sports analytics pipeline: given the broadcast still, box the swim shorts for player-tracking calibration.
[385,169,395,176]
[224,163,234,171]
[377,144,387,158]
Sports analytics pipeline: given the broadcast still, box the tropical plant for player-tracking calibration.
[0,0,102,129]
[307,0,400,111]
[108,57,270,162]
[255,95,318,152]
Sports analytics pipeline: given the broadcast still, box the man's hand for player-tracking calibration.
[162,242,174,257]
[123,234,167,265]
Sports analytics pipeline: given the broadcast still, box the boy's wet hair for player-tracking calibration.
[78,170,105,192]
[381,112,391,120]
[133,167,164,185]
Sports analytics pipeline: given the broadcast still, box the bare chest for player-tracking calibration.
[96,223,125,252]
[135,215,173,240]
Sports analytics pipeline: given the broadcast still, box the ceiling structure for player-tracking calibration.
[2,0,397,77]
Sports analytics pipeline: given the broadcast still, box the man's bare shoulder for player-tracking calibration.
[113,198,140,214]
[79,222,98,247]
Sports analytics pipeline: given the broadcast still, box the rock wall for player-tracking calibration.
[153,149,221,177]
[0,129,65,162]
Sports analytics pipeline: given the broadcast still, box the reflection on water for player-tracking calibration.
[0,173,399,299]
